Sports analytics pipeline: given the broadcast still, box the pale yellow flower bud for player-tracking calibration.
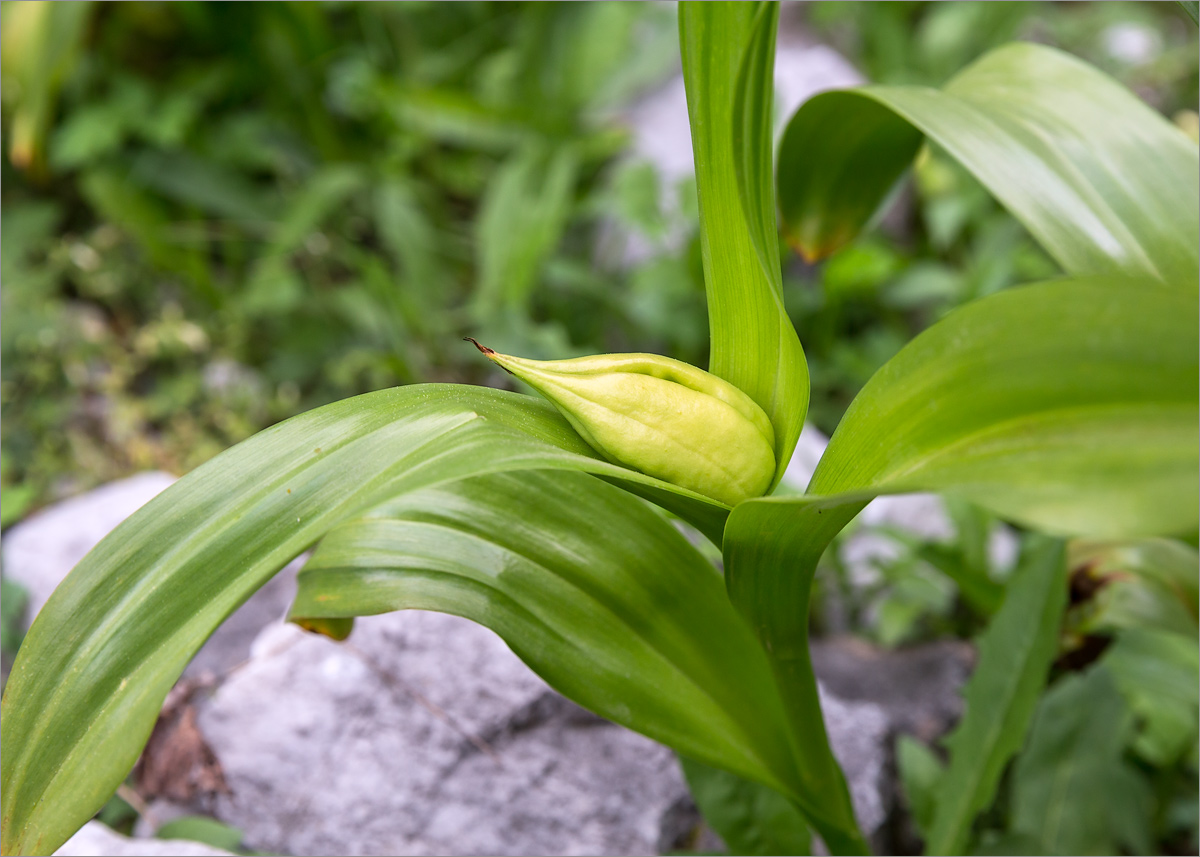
[469,340,776,506]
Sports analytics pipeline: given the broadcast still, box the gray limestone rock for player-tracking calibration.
[197,611,893,856]
[813,636,975,743]
[197,612,688,856]
[54,821,234,857]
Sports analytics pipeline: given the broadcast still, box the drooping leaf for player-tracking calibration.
[1067,538,1199,635]
[1010,666,1154,856]
[680,1,809,486]
[290,470,797,794]
[810,276,1199,539]
[680,755,812,856]
[778,42,1200,283]
[0,385,729,857]
[924,538,1068,856]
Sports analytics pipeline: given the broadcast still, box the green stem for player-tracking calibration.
[771,651,870,855]
[725,496,873,854]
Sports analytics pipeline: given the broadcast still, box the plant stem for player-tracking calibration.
[771,651,871,855]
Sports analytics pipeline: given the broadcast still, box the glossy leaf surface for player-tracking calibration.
[723,495,870,855]
[778,42,1200,283]
[0,385,729,856]
[724,275,1195,852]
[811,276,1199,538]
[680,1,808,486]
[291,471,797,795]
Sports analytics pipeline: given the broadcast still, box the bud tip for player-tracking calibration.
[463,337,495,356]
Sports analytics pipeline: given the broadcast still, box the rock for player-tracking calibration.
[813,636,975,744]
[54,821,234,857]
[623,31,862,191]
[1,472,303,677]
[197,612,690,856]
[613,22,863,267]
[819,686,891,841]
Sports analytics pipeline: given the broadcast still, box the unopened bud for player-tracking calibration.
[468,340,775,506]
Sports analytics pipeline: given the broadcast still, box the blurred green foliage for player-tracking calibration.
[1,2,1196,852]
[3,0,1195,520]
[1,1,702,511]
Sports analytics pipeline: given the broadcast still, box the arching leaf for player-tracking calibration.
[778,42,1200,283]
[0,385,728,856]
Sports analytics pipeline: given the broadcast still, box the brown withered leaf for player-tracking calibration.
[134,676,229,803]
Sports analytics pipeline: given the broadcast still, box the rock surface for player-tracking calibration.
[54,821,234,857]
[813,636,975,744]
[197,612,684,856]
[195,611,892,856]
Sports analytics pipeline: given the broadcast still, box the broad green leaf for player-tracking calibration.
[1010,666,1154,856]
[723,275,1193,851]
[810,276,1199,539]
[680,755,812,856]
[1103,628,1199,766]
[0,385,729,857]
[291,471,797,800]
[925,538,1067,856]
[680,1,808,487]
[778,42,1200,283]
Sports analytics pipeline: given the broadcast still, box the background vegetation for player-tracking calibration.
[1,1,1196,853]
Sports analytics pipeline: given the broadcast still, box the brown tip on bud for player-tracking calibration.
[463,337,495,356]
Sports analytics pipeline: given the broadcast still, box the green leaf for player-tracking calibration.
[1010,666,1154,856]
[473,141,579,323]
[680,1,809,487]
[1102,628,1199,766]
[290,470,796,793]
[1180,1,1199,26]
[724,275,1193,851]
[810,276,1199,539]
[895,735,943,841]
[680,755,812,856]
[1068,538,1199,634]
[778,42,1200,283]
[925,538,1068,856]
[1,578,29,657]
[0,385,729,856]
[155,816,244,853]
